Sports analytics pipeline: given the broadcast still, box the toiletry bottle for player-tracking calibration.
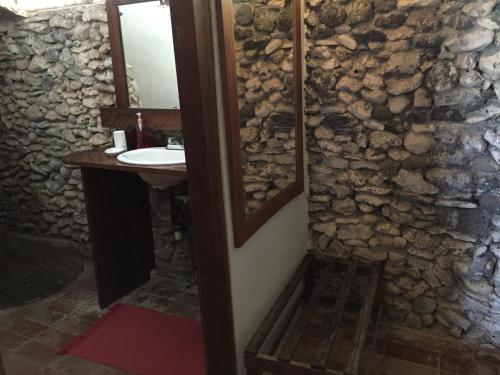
[136,112,149,149]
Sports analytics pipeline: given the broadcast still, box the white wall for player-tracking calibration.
[210,1,309,373]
[226,197,308,374]
[119,1,179,109]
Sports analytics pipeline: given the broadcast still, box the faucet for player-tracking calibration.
[167,137,184,150]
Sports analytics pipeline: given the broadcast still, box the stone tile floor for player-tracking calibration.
[3,260,500,375]
[294,316,500,375]
[0,261,200,374]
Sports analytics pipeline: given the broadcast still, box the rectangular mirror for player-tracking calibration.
[216,0,304,247]
[102,0,182,130]
[119,1,180,109]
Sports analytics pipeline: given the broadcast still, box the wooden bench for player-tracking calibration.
[245,254,382,375]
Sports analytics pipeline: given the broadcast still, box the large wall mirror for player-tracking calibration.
[216,0,304,247]
[102,0,181,130]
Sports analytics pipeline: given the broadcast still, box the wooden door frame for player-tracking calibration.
[170,0,237,374]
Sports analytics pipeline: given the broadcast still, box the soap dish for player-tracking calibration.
[105,147,126,156]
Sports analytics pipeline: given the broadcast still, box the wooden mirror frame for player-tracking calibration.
[101,0,182,130]
[216,0,304,247]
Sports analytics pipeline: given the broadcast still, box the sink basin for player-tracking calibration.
[117,147,185,166]
[117,147,186,189]
[138,173,185,189]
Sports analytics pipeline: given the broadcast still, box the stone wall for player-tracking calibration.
[0,4,112,242]
[232,0,297,215]
[306,0,500,348]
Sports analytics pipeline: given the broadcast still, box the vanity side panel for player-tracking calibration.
[81,167,155,307]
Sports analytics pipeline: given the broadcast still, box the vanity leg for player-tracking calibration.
[81,167,155,308]
[246,367,263,375]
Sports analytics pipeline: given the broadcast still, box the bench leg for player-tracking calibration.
[0,355,5,375]
[247,368,263,375]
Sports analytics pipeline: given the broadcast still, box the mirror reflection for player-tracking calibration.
[119,1,179,109]
[232,0,297,216]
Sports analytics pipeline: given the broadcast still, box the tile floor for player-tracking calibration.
[2,260,500,375]
[0,261,200,375]
[293,313,500,375]
[358,322,500,375]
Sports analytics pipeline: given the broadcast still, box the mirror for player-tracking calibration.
[217,0,304,246]
[119,1,180,109]
[102,0,182,131]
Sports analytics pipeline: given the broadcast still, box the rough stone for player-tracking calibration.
[479,48,500,80]
[404,132,435,154]
[397,0,440,10]
[347,100,372,120]
[346,0,374,25]
[254,7,276,32]
[319,1,347,27]
[449,27,494,53]
[386,73,424,95]
[388,96,410,113]
[413,296,437,314]
[385,51,421,74]
[370,131,402,150]
[338,224,374,240]
[392,169,439,195]
[426,168,473,192]
[426,60,459,93]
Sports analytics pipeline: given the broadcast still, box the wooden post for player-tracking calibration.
[246,368,263,375]
[0,354,6,375]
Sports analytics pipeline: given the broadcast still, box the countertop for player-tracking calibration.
[63,148,187,176]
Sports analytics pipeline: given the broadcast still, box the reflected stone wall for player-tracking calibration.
[233,0,297,215]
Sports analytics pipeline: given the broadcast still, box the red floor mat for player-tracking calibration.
[60,304,205,375]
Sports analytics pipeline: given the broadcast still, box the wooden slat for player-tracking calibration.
[311,261,358,370]
[247,255,314,354]
[276,264,335,363]
[268,291,307,354]
[245,353,343,375]
[344,264,381,375]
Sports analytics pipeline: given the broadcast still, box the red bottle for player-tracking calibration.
[136,112,149,149]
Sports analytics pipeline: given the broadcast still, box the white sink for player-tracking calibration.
[138,173,185,189]
[117,147,185,166]
[117,147,186,189]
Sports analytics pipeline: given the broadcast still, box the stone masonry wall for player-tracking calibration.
[0,4,112,242]
[306,0,500,348]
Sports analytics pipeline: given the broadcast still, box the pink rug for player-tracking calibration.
[60,304,205,375]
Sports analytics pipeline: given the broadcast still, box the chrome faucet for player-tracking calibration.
[167,137,184,150]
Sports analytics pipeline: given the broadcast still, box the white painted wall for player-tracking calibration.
[225,197,308,374]
[119,1,179,109]
[210,1,309,373]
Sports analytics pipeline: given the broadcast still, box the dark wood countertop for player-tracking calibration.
[63,148,187,176]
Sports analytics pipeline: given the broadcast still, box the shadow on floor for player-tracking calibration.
[0,233,83,310]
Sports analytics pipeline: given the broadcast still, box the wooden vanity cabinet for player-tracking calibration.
[64,149,187,308]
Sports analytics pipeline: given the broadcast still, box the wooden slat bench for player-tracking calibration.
[245,254,382,375]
